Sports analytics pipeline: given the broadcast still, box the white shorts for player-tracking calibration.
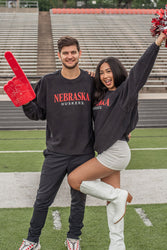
[96,140,131,171]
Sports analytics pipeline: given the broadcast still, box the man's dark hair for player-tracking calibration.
[57,36,80,52]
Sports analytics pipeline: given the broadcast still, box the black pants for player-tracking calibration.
[27,149,94,243]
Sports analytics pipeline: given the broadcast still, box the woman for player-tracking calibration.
[68,33,166,250]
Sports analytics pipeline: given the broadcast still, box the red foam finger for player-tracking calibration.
[4,51,28,82]
[4,51,36,106]
[4,79,36,107]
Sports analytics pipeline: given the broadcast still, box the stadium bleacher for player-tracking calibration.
[0,8,167,128]
[50,13,167,92]
[1,9,167,93]
[0,11,38,93]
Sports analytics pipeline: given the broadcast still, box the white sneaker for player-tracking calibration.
[66,238,81,250]
[19,239,41,250]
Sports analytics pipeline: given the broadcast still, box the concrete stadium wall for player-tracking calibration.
[0,7,38,13]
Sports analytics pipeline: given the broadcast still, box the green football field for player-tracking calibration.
[0,128,167,249]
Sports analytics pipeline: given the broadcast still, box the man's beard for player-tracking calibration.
[62,61,79,69]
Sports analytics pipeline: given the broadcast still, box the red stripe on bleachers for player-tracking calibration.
[51,8,157,15]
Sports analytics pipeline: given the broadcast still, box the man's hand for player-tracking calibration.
[4,51,36,107]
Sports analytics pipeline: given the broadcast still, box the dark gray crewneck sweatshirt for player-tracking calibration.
[23,70,95,155]
[93,42,159,154]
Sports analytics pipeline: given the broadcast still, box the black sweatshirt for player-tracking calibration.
[93,42,160,154]
[23,70,95,155]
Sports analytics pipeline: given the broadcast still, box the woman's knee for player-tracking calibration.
[68,173,81,191]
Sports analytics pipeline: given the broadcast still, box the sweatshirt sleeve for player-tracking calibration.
[119,42,160,112]
[22,78,46,120]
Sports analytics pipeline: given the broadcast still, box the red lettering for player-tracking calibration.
[69,93,73,101]
[64,93,68,101]
[106,98,109,106]
[54,92,91,103]
[73,92,78,101]
[77,92,82,100]
[96,98,110,107]
[86,93,90,101]
[54,94,59,102]
[59,93,63,102]
[96,100,102,106]
[81,92,86,101]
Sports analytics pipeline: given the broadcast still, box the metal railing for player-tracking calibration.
[52,0,167,9]
[0,0,38,8]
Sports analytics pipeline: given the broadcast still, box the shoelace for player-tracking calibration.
[67,239,79,250]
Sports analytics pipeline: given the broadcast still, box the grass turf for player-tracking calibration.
[0,128,167,249]
[0,128,167,172]
[0,204,167,250]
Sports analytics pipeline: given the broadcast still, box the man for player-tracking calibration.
[18,36,95,250]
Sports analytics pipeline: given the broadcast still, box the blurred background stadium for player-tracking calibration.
[1,0,167,128]
[0,1,167,249]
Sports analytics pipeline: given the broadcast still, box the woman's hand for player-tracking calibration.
[155,32,167,46]
[86,70,95,78]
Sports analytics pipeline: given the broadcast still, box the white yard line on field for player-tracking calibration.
[135,208,153,227]
[1,148,167,153]
[131,148,167,150]
[52,210,62,230]
[0,150,43,153]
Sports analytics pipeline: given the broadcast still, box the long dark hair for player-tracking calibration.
[94,57,128,105]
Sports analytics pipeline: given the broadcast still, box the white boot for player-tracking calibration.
[80,180,132,224]
[107,202,126,250]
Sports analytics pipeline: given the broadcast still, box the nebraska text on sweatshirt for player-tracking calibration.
[23,70,95,155]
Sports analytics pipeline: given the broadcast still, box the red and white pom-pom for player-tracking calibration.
[150,4,167,47]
